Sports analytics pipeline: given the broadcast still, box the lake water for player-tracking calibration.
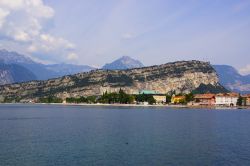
[0,104,250,166]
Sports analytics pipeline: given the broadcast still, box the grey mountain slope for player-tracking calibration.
[0,63,37,85]
[213,65,250,93]
[102,56,144,70]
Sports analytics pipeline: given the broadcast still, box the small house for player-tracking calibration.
[171,95,186,104]
[194,93,215,106]
[153,95,166,104]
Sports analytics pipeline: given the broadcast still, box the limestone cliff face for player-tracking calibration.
[0,60,221,100]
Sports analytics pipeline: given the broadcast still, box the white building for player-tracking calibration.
[215,93,239,106]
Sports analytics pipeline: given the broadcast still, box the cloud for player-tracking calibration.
[0,0,77,62]
[239,64,250,75]
[67,52,78,61]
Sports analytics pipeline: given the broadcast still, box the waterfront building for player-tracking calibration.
[215,93,239,106]
[194,93,215,106]
[139,90,166,104]
[242,94,250,106]
[171,95,186,104]
[153,95,166,104]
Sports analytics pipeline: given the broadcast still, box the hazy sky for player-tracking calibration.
[0,0,250,73]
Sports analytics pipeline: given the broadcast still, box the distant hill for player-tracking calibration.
[102,56,144,70]
[0,63,37,85]
[45,63,95,76]
[213,65,250,94]
[0,49,95,84]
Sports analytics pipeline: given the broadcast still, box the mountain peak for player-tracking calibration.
[102,56,144,70]
[0,49,35,64]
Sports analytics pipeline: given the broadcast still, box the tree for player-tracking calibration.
[147,96,156,105]
[237,96,243,106]
[185,93,194,102]
[87,96,97,103]
[166,95,172,103]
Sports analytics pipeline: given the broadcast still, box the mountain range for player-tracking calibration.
[0,49,95,84]
[0,49,250,93]
[213,65,250,94]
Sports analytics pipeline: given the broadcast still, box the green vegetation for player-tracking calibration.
[192,83,229,94]
[165,95,172,103]
[98,89,135,104]
[66,96,97,104]
[39,96,63,103]
[66,96,88,103]
[237,96,243,106]
[135,93,156,105]
[3,96,21,103]
[185,93,194,103]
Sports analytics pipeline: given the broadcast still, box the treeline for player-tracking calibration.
[98,90,135,104]
[66,90,158,105]
[39,97,63,103]
[1,90,194,105]
[66,96,96,104]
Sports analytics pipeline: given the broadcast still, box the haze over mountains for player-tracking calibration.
[0,49,250,93]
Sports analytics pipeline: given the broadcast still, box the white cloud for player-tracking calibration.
[239,64,250,75]
[67,52,78,60]
[0,0,77,62]
[0,8,9,28]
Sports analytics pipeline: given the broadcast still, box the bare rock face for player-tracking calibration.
[0,60,222,100]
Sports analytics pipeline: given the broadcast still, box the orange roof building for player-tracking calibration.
[194,93,215,106]
[171,95,185,104]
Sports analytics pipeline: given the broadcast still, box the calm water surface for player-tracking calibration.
[0,104,250,166]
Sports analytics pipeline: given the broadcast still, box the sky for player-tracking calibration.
[0,0,250,74]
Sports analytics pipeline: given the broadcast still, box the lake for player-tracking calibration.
[0,104,250,166]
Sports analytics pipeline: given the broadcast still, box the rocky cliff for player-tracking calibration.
[0,60,225,101]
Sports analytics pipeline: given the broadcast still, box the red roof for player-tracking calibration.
[194,94,215,99]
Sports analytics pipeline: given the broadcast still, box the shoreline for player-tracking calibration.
[1,103,250,110]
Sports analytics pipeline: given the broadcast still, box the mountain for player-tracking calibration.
[213,65,250,94]
[0,60,227,101]
[0,49,35,64]
[45,64,95,76]
[0,49,95,83]
[0,63,37,85]
[102,56,144,70]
